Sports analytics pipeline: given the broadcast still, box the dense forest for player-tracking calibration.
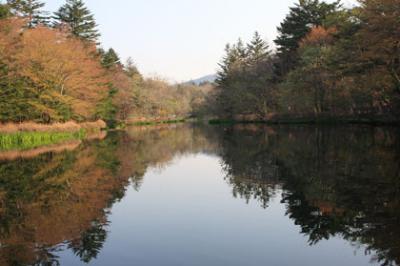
[0,0,211,127]
[215,0,400,123]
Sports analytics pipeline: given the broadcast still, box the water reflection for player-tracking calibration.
[0,124,399,265]
[0,134,126,265]
[218,125,400,266]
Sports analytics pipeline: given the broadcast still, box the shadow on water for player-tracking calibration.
[0,124,399,265]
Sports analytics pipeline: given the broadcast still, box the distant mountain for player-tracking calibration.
[186,74,217,85]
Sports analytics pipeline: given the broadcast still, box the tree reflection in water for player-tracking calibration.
[0,124,399,265]
[218,125,400,266]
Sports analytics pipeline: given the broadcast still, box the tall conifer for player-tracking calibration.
[53,0,100,42]
[7,0,49,27]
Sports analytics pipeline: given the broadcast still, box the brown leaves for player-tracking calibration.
[300,26,337,48]
[16,26,107,118]
[357,0,400,86]
[0,18,108,120]
[0,18,25,77]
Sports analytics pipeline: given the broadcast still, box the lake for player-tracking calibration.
[0,124,399,266]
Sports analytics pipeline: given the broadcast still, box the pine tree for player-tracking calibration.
[101,48,121,69]
[96,85,118,127]
[233,38,247,63]
[7,0,49,27]
[274,0,340,75]
[247,31,271,64]
[53,0,100,42]
[124,57,141,78]
[216,39,247,85]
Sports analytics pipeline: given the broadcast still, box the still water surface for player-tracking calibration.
[0,124,399,266]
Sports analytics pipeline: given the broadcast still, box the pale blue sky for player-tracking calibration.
[44,0,357,82]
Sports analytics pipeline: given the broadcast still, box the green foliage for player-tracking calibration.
[0,80,33,122]
[0,130,85,151]
[96,86,118,128]
[101,48,121,69]
[216,33,275,118]
[124,57,141,78]
[214,0,399,123]
[0,80,74,123]
[247,31,271,64]
[7,0,49,27]
[69,220,107,263]
[279,44,335,115]
[53,0,100,42]
[0,3,11,18]
[274,0,341,75]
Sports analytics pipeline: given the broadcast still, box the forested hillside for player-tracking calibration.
[215,0,400,123]
[0,0,210,127]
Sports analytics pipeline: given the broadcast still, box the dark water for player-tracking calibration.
[0,124,399,266]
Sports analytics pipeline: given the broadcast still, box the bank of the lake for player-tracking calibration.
[0,120,106,151]
[129,119,186,126]
[209,114,400,126]
[126,116,189,126]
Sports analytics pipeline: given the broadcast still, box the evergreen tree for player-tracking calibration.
[233,38,248,63]
[97,48,120,127]
[7,0,49,27]
[96,85,118,127]
[216,39,247,85]
[101,48,121,69]
[247,31,271,64]
[274,0,340,75]
[216,44,234,86]
[124,57,141,79]
[53,0,100,42]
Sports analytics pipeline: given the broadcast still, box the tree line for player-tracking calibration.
[215,0,400,122]
[0,0,210,127]
[2,0,397,125]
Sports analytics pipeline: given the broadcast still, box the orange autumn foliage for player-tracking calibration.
[15,25,108,118]
[300,26,337,48]
[106,66,138,120]
[0,18,25,76]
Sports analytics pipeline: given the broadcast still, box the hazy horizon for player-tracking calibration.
[44,0,357,82]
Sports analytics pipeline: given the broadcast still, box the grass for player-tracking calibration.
[0,130,86,151]
[0,120,106,151]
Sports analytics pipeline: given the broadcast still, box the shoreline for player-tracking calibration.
[208,117,400,126]
[0,120,106,151]
[127,118,187,126]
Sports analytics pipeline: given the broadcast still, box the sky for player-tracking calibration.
[44,0,358,82]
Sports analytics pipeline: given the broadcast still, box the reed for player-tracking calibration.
[0,120,106,134]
